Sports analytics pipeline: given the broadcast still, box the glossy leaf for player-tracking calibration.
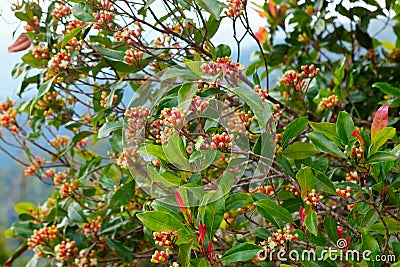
[336,111,355,145]
[296,166,315,199]
[137,211,195,244]
[283,141,318,159]
[163,134,192,170]
[373,82,400,97]
[105,238,133,263]
[281,116,308,149]
[255,198,295,227]
[304,211,318,236]
[307,132,346,158]
[221,243,261,263]
[98,121,122,138]
[309,122,342,147]
[108,180,135,208]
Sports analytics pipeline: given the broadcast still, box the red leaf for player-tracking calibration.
[351,129,364,146]
[8,33,31,53]
[371,104,390,140]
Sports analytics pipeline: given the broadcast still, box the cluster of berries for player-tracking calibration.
[318,94,339,110]
[201,57,245,79]
[304,189,323,207]
[225,0,247,18]
[51,5,71,21]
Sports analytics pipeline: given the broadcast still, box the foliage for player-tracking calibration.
[3,0,400,266]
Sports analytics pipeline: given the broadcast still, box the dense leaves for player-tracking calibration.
[1,0,399,266]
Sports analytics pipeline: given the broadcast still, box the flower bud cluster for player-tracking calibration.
[252,185,275,197]
[336,186,352,199]
[66,19,86,33]
[151,249,169,263]
[0,100,18,132]
[100,91,118,108]
[124,48,144,64]
[54,239,79,261]
[318,94,338,110]
[28,225,59,249]
[201,57,245,78]
[212,132,233,150]
[254,85,268,100]
[24,157,46,176]
[116,147,138,169]
[153,231,177,247]
[261,227,299,250]
[304,189,323,206]
[66,37,84,51]
[225,0,247,18]
[51,5,71,21]
[346,171,358,183]
[50,135,70,148]
[75,249,98,267]
[24,16,39,32]
[31,44,50,60]
[59,180,79,198]
[115,26,141,44]
[82,217,102,236]
[190,95,209,112]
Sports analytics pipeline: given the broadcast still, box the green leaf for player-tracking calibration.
[255,198,295,228]
[225,193,253,211]
[109,180,135,208]
[221,243,261,263]
[67,202,87,223]
[137,211,194,244]
[62,25,85,48]
[215,44,231,58]
[72,2,95,22]
[15,202,37,215]
[93,45,126,61]
[296,166,315,198]
[194,0,223,20]
[184,60,203,77]
[370,127,395,155]
[203,193,225,241]
[367,151,397,164]
[336,111,355,145]
[179,239,194,266]
[105,238,133,263]
[147,164,181,186]
[304,211,318,236]
[361,229,381,267]
[189,258,209,267]
[281,117,308,149]
[367,217,400,234]
[313,169,336,195]
[373,82,400,97]
[30,77,55,115]
[98,121,122,138]
[283,142,318,159]
[323,215,338,243]
[138,144,167,161]
[10,221,39,238]
[178,83,197,109]
[163,134,192,170]
[309,122,342,147]
[231,87,272,127]
[307,132,346,158]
